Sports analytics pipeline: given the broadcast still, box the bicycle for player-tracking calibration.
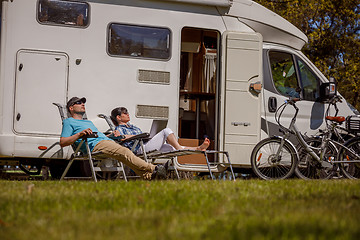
[295,96,348,179]
[335,115,360,179]
[295,96,360,179]
[251,98,337,180]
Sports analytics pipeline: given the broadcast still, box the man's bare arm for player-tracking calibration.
[60,128,93,147]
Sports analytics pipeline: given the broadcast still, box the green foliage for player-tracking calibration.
[254,0,360,109]
[0,180,360,240]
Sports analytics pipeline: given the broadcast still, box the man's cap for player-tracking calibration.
[66,97,86,110]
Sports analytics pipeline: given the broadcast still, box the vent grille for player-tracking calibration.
[138,69,170,85]
[136,105,169,119]
[346,115,360,133]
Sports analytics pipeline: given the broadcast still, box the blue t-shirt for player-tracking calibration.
[61,118,111,153]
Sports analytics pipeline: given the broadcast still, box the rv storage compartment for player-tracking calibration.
[346,115,360,133]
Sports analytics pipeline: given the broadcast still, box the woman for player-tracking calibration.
[110,107,210,154]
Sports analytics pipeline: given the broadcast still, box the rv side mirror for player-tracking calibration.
[319,81,337,102]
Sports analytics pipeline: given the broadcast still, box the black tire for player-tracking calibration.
[251,137,298,180]
[338,137,360,179]
[295,138,338,180]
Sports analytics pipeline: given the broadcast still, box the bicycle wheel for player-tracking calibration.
[338,137,360,179]
[295,138,338,180]
[251,137,298,180]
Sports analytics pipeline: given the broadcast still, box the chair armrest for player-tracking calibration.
[122,133,150,143]
[81,132,98,140]
[109,135,126,141]
[103,129,113,135]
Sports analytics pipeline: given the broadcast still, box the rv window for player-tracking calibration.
[269,51,300,98]
[296,58,320,101]
[108,24,171,60]
[38,0,89,27]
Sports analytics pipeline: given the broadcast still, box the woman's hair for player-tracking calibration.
[110,107,127,126]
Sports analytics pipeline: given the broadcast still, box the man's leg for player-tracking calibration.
[93,140,155,180]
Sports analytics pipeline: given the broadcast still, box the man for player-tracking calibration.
[60,97,168,180]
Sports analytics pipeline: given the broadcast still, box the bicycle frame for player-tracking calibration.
[276,99,327,164]
[322,97,360,164]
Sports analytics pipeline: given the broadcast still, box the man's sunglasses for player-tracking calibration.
[73,101,85,105]
[121,110,128,115]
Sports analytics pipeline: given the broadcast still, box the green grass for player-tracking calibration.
[0,179,359,240]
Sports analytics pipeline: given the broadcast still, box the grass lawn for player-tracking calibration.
[0,179,359,240]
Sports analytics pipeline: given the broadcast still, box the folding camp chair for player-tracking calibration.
[145,149,235,180]
[97,114,235,180]
[52,103,127,182]
[98,113,156,178]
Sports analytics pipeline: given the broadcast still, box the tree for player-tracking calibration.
[254,0,360,110]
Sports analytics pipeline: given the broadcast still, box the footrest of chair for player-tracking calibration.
[62,176,94,180]
[147,149,204,159]
[93,167,124,172]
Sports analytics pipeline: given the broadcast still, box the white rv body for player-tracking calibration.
[0,0,356,173]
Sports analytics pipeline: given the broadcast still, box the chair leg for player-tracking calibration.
[60,158,75,181]
[172,158,180,180]
[119,162,127,181]
[203,151,215,180]
[139,141,149,163]
[85,143,97,182]
[224,152,236,181]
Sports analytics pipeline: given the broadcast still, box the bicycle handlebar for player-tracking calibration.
[274,98,302,133]
[276,95,343,135]
[325,95,342,119]
[285,98,301,105]
[329,95,342,105]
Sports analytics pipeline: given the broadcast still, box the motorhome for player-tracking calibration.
[0,0,357,176]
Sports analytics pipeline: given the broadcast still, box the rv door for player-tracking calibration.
[222,32,263,165]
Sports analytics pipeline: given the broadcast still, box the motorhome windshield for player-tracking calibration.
[296,57,320,101]
[38,0,89,27]
[347,102,360,115]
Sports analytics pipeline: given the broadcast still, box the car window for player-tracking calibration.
[269,51,300,98]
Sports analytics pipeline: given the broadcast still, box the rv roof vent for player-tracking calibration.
[138,69,170,85]
[136,105,169,119]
